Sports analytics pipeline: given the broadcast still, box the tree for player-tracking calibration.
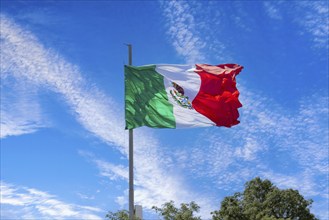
[211,192,247,220]
[105,209,140,220]
[212,177,318,220]
[152,200,201,220]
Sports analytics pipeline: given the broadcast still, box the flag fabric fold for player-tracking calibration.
[125,63,243,129]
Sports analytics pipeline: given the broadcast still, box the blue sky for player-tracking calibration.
[1,0,328,219]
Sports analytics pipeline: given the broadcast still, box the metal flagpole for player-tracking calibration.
[127,44,134,220]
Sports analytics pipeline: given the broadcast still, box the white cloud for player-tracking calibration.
[76,192,95,200]
[297,1,329,49]
[115,191,128,208]
[80,143,216,218]
[263,1,329,49]
[172,85,328,217]
[1,14,126,150]
[180,85,328,184]
[95,159,128,181]
[0,181,103,219]
[0,74,47,138]
[263,1,283,20]
[235,136,263,161]
[160,0,207,64]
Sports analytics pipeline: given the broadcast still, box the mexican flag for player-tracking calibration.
[125,64,243,129]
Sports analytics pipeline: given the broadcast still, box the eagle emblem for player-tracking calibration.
[169,82,193,109]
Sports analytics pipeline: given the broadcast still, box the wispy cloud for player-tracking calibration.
[0,181,103,219]
[1,14,125,149]
[172,85,328,218]
[263,1,283,20]
[297,1,329,49]
[80,143,216,218]
[188,86,327,179]
[0,53,48,138]
[80,151,128,181]
[0,84,47,138]
[263,1,329,49]
[160,0,206,64]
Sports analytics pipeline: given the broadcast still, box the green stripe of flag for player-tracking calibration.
[125,65,176,129]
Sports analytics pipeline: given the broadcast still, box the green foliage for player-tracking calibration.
[152,200,201,220]
[211,193,247,220]
[105,209,140,220]
[106,178,317,220]
[212,177,318,220]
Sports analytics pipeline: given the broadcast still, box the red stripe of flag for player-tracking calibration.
[192,64,244,127]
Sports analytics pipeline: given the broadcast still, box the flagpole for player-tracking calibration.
[127,44,134,220]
